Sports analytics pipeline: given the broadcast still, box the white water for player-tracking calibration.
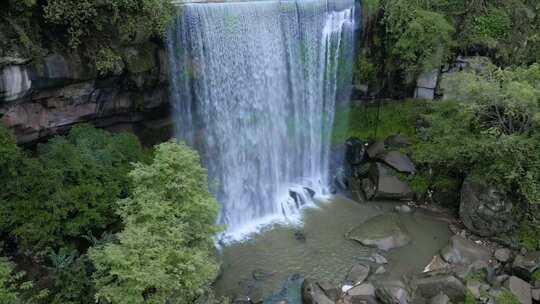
[167,0,354,241]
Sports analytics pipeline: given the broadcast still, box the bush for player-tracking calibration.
[89,141,220,304]
[0,257,21,304]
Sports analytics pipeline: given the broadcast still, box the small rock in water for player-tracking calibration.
[252,268,274,281]
[429,293,450,304]
[348,214,412,251]
[394,205,413,214]
[375,266,386,275]
[371,253,388,264]
[294,230,306,242]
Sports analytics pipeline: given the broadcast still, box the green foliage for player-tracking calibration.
[496,289,521,304]
[516,221,540,251]
[333,100,428,142]
[0,257,21,304]
[89,141,220,304]
[43,0,174,48]
[384,1,455,82]
[0,124,145,253]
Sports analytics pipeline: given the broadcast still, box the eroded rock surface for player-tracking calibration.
[348,214,411,251]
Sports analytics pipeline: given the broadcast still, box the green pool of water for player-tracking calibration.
[214,195,452,299]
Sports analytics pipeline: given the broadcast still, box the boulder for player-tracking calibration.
[302,279,335,304]
[346,137,368,166]
[512,252,540,281]
[377,151,416,174]
[384,134,411,149]
[347,283,376,304]
[371,253,388,264]
[369,163,413,201]
[394,205,413,214]
[459,177,516,237]
[440,235,491,265]
[348,214,411,251]
[346,263,370,285]
[423,255,449,273]
[414,69,439,100]
[367,141,385,159]
[494,248,512,263]
[531,289,540,302]
[504,276,532,304]
[374,279,409,304]
[414,274,465,301]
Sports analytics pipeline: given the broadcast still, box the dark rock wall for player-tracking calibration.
[0,42,172,145]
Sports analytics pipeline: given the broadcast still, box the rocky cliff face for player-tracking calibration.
[0,42,172,144]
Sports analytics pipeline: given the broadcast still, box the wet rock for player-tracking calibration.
[504,276,532,304]
[346,263,370,285]
[459,177,516,237]
[361,178,376,200]
[367,141,385,159]
[346,137,368,166]
[513,252,540,281]
[371,253,388,264]
[348,214,412,251]
[317,281,340,301]
[334,168,349,191]
[378,151,416,175]
[347,283,376,304]
[385,134,411,149]
[414,69,439,100]
[494,248,512,263]
[302,279,335,304]
[374,279,409,304]
[429,293,450,304]
[369,163,413,201]
[394,205,413,214]
[375,266,386,275]
[440,235,491,265]
[414,274,465,301]
[423,255,449,273]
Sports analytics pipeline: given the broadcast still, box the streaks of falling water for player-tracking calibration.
[167,0,354,241]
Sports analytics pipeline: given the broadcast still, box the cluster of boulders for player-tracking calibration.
[337,135,416,202]
[299,234,540,304]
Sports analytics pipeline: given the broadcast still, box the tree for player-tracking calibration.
[89,141,220,304]
[0,124,145,253]
[0,258,21,304]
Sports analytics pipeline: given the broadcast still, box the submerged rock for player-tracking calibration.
[348,214,411,251]
[440,235,491,265]
[459,177,516,237]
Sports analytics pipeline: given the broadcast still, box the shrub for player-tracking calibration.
[0,258,21,304]
[90,141,220,304]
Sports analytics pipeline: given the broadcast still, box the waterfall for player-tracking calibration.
[167,0,354,241]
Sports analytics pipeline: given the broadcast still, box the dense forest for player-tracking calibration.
[2,0,540,303]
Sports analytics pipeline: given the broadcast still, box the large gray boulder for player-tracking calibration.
[414,274,466,302]
[459,177,516,236]
[348,214,411,251]
[414,69,439,100]
[440,235,491,265]
[369,163,413,201]
[512,252,540,281]
[302,279,335,304]
[504,276,532,304]
[377,151,416,174]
